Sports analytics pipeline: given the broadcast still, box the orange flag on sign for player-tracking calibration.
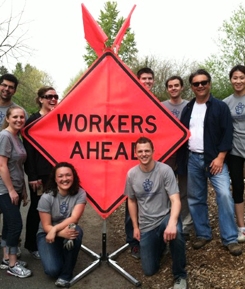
[112,5,136,54]
[82,4,108,57]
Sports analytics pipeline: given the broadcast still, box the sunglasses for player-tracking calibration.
[41,94,59,100]
[191,80,209,87]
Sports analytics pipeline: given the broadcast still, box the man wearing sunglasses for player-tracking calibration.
[178,69,241,256]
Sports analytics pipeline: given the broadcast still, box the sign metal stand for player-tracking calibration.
[69,219,141,287]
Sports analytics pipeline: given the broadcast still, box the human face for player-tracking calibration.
[40,89,58,112]
[230,70,245,96]
[138,73,154,91]
[135,142,154,168]
[166,79,183,100]
[55,167,74,194]
[6,108,25,132]
[191,75,211,103]
[0,80,16,103]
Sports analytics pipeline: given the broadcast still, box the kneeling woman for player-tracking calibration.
[37,162,86,288]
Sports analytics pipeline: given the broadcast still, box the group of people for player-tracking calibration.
[125,65,245,289]
[0,73,87,287]
[0,63,245,289]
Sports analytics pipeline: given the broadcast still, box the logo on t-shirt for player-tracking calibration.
[143,179,153,192]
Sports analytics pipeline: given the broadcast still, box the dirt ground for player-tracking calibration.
[1,183,245,289]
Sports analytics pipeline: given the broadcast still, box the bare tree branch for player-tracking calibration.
[0,0,33,65]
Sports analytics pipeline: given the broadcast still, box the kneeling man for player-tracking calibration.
[124,137,187,289]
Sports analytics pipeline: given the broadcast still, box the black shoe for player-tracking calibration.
[131,245,140,259]
[192,238,211,249]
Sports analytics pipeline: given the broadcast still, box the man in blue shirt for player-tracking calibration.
[178,69,241,256]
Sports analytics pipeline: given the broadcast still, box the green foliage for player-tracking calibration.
[202,4,245,99]
[62,69,86,98]
[0,65,8,75]
[132,55,199,101]
[83,1,138,68]
[12,63,54,114]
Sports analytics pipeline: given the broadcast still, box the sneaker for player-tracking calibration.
[29,250,41,260]
[0,259,27,270]
[55,278,70,287]
[174,278,187,289]
[226,243,242,256]
[131,245,140,259]
[7,263,32,278]
[192,238,211,249]
[237,230,245,243]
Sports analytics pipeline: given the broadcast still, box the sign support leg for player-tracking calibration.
[69,219,141,287]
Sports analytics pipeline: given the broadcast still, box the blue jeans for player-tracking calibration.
[125,199,140,248]
[188,152,238,245]
[37,225,83,281]
[140,214,186,278]
[0,193,22,255]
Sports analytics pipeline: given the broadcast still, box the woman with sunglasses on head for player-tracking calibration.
[37,162,86,288]
[223,65,245,243]
[23,86,58,259]
[0,106,32,278]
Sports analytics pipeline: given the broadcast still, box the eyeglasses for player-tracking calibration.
[0,83,15,90]
[41,94,59,100]
[191,80,209,87]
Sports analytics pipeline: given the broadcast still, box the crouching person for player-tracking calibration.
[37,162,86,288]
[124,137,187,289]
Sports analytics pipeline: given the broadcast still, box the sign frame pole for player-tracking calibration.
[69,219,141,287]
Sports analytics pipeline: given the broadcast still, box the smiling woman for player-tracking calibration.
[0,105,32,278]
[36,162,86,288]
[23,86,58,259]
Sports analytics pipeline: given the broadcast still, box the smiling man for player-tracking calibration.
[124,136,187,289]
[162,76,192,241]
[125,67,155,259]
[137,67,154,91]
[0,74,27,129]
[178,69,242,256]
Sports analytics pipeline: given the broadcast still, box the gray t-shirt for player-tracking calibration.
[0,102,28,130]
[37,188,87,234]
[162,99,189,120]
[0,130,27,195]
[124,161,179,232]
[223,94,245,158]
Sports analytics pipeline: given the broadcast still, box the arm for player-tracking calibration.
[163,193,181,242]
[39,203,86,243]
[23,114,40,191]
[23,137,40,191]
[127,197,140,241]
[0,155,19,205]
[209,151,227,175]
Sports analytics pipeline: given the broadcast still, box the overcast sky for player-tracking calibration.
[1,0,245,95]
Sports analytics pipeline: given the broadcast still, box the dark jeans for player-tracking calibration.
[37,225,83,281]
[140,214,186,278]
[125,199,140,248]
[24,175,49,251]
[0,193,22,255]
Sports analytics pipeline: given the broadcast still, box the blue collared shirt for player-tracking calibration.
[177,94,233,175]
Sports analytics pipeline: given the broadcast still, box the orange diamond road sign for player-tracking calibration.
[22,51,189,218]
